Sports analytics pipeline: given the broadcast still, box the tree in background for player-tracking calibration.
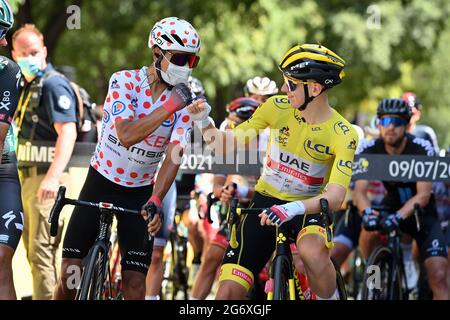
[2,0,450,147]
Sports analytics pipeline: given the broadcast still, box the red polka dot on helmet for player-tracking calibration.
[148,17,201,54]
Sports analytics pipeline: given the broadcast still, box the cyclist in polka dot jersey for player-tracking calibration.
[91,68,193,187]
[55,17,203,300]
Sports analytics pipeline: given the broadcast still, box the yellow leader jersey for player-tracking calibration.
[233,95,358,201]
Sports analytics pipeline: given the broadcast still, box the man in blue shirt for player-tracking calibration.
[11,24,78,300]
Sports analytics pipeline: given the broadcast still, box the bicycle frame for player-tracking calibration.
[362,204,422,300]
[48,186,156,300]
[228,197,345,300]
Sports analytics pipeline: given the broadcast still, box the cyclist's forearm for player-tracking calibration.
[285,184,346,215]
[353,192,371,215]
[213,175,226,198]
[353,180,371,214]
[47,123,77,179]
[301,190,345,214]
[151,145,182,201]
[398,193,430,219]
[116,108,170,148]
[200,125,235,155]
[0,123,9,165]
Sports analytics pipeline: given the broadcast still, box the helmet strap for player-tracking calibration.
[298,84,327,111]
[154,49,173,89]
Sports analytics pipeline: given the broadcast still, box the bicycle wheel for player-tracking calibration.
[349,248,365,299]
[361,246,402,300]
[332,257,348,300]
[272,256,295,300]
[76,244,109,300]
[175,236,189,300]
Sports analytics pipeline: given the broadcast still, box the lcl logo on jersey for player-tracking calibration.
[275,97,289,104]
[304,139,333,161]
[336,159,353,177]
[162,113,178,127]
[333,121,350,136]
[112,101,126,116]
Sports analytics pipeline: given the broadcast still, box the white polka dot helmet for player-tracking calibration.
[148,17,200,54]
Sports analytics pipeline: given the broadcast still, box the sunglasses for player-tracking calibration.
[159,49,200,69]
[0,26,9,40]
[378,116,408,127]
[283,75,316,92]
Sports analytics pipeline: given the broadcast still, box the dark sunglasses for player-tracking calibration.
[159,49,200,69]
[379,116,408,127]
[283,75,315,92]
[0,26,9,40]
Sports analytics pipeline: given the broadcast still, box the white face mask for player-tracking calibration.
[158,54,192,86]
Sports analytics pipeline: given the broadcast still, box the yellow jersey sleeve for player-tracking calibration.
[232,98,271,145]
[329,127,358,189]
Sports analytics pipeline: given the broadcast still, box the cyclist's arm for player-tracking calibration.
[151,142,183,202]
[213,174,226,198]
[103,72,171,148]
[397,181,432,219]
[0,58,20,162]
[44,121,77,181]
[302,183,347,214]
[353,179,372,214]
[197,124,237,155]
[193,99,269,154]
[116,108,172,148]
[0,123,8,162]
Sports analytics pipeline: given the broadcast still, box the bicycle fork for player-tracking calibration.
[267,226,297,300]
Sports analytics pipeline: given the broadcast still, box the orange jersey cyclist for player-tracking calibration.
[187,44,358,300]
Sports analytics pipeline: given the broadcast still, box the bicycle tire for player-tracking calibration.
[350,248,365,299]
[272,256,294,300]
[361,246,402,300]
[76,244,108,300]
[332,257,348,300]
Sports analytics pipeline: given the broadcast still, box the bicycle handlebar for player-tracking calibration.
[49,186,67,237]
[362,203,422,233]
[228,197,334,247]
[48,186,146,237]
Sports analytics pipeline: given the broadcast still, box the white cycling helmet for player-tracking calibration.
[188,76,205,96]
[148,17,200,54]
[244,76,279,96]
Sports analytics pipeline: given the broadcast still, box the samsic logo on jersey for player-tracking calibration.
[333,121,350,136]
[303,139,333,161]
[336,159,353,177]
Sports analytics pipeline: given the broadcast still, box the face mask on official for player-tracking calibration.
[16,56,44,82]
[157,52,192,86]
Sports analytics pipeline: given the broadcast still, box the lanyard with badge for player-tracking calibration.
[13,78,45,142]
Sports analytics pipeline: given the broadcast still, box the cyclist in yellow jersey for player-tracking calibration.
[187,44,358,300]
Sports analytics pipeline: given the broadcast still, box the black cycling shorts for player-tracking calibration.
[0,176,23,250]
[62,166,153,274]
[219,192,329,290]
[399,213,448,260]
[335,206,448,260]
[334,211,362,249]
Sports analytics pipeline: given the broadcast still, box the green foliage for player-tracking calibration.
[5,0,450,148]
